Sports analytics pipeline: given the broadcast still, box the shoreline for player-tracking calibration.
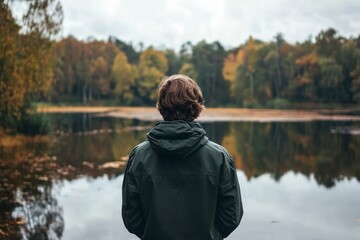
[36,106,360,122]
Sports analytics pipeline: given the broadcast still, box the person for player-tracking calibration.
[122,74,243,240]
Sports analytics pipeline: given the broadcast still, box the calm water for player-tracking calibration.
[1,113,360,240]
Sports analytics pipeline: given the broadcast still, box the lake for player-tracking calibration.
[1,113,359,240]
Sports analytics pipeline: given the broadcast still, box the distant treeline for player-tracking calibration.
[51,29,360,108]
[1,0,360,123]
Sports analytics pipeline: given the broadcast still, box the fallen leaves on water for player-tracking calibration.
[98,161,127,169]
[56,165,76,176]
[15,217,26,225]
[120,156,129,161]
[0,130,49,148]
[82,161,94,168]
[38,176,49,181]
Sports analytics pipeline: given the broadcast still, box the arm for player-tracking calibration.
[215,154,244,238]
[122,148,145,238]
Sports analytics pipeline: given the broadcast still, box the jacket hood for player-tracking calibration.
[147,120,208,157]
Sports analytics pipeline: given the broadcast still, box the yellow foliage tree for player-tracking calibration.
[111,51,135,104]
[139,48,168,73]
[136,48,168,103]
[90,56,109,99]
[179,63,198,81]
[222,50,245,96]
[222,37,257,99]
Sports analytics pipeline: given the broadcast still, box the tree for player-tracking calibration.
[232,37,259,106]
[318,57,343,102]
[165,49,182,76]
[290,52,318,101]
[314,28,351,103]
[192,40,229,106]
[109,36,139,64]
[178,41,197,81]
[351,46,360,102]
[90,57,109,99]
[179,41,193,63]
[111,51,135,104]
[223,51,244,97]
[51,38,119,102]
[315,28,341,58]
[338,39,358,102]
[0,0,63,120]
[0,3,24,117]
[135,48,168,104]
[179,63,198,81]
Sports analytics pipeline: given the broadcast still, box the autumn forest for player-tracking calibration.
[1,1,360,125]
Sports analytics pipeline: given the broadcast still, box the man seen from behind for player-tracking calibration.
[122,74,244,240]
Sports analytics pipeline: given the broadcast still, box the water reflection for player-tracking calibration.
[0,136,63,239]
[0,113,360,239]
[222,121,360,188]
[55,172,360,240]
[38,113,360,189]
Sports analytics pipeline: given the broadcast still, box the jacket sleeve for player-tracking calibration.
[215,152,244,238]
[122,148,145,238]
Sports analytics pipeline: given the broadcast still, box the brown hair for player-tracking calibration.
[157,74,204,121]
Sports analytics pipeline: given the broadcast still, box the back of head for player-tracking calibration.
[157,74,204,122]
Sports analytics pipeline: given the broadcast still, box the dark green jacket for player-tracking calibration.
[122,120,243,240]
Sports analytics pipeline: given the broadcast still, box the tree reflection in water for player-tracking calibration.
[0,135,64,239]
[12,186,64,240]
[221,121,360,188]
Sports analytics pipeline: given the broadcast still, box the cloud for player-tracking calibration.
[60,0,360,50]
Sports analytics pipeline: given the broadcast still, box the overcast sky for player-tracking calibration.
[60,0,360,50]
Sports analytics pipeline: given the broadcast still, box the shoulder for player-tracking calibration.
[129,140,151,157]
[205,141,237,175]
[134,140,151,152]
[204,140,232,158]
[199,140,234,167]
[126,140,153,170]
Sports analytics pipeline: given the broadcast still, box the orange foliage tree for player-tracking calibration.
[0,0,63,120]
